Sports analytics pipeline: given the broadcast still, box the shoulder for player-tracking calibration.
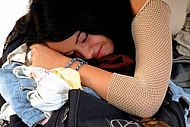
[129,0,147,16]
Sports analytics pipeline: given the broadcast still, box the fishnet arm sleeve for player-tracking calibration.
[107,0,172,117]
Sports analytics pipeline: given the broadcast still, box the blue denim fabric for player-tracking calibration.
[82,86,101,99]
[0,62,45,127]
[169,80,190,121]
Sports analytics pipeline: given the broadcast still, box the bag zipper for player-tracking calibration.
[62,107,69,123]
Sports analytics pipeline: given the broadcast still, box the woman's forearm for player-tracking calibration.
[69,61,112,100]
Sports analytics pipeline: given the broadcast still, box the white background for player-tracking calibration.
[0,0,29,57]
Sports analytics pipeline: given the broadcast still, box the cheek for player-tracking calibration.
[105,40,114,53]
[105,43,114,55]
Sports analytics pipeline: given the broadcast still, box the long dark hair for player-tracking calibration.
[16,0,135,58]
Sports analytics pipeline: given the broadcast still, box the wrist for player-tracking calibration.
[64,58,88,71]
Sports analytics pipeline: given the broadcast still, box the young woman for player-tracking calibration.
[1,0,190,124]
[27,0,190,117]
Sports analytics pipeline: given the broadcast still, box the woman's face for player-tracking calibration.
[45,31,114,59]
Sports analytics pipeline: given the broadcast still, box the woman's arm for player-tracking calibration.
[107,0,172,117]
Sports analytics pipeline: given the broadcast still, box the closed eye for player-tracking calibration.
[62,32,88,57]
[62,49,81,58]
[64,51,83,58]
[62,51,74,57]
[81,33,88,43]
[77,32,88,44]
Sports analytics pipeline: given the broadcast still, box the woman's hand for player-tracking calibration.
[29,44,71,69]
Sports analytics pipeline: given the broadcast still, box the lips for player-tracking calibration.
[94,45,102,58]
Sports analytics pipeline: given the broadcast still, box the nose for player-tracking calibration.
[80,48,93,59]
[77,45,93,59]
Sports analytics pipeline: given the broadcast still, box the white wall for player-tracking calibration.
[0,0,29,57]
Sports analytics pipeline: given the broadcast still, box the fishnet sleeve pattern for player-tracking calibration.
[107,0,172,117]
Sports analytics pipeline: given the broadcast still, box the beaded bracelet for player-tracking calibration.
[64,58,88,70]
[75,61,88,71]
[64,58,84,68]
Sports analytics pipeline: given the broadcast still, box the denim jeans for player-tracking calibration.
[83,87,100,99]
[0,62,100,127]
[0,62,45,127]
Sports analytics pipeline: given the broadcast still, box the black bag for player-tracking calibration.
[44,89,186,127]
[152,91,187,127]
[45,89,141,127]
